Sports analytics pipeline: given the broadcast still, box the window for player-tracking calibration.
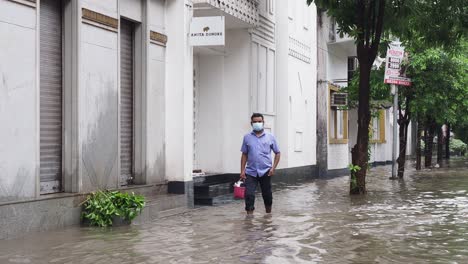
[347,56,358,82]
[251,40,276,114]
[329,84,348,144]
[370,110,386,143]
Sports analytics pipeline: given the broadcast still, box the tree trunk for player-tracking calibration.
[397,120,409,178]
[350,61,372,195]
[416,118,422,170]
[425,119,436,168]
[350,0,385,194]
[437,126,443,165]
[445,123,450,159]
[397,96,411,178]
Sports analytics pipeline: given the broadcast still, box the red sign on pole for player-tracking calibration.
[384,79,412,86]
[384,45,411,86]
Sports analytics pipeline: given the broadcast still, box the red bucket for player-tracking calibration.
[233,186,245,199]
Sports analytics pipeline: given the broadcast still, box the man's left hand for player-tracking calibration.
[268,169,275,177]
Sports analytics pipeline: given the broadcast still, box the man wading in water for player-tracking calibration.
[240,113,281,215]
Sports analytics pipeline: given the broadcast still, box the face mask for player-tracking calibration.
[252,122,264,132]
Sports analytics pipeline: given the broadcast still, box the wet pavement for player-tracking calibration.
[1,158,468,264]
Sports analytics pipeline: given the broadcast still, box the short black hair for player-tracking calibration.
[251,113,264,121]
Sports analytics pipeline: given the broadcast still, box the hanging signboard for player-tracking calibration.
[189,16,225,46]
[384,44,411,86]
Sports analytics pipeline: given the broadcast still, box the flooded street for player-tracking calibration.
[1,159,468,264]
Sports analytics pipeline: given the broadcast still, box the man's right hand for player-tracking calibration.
[240,171,246,180]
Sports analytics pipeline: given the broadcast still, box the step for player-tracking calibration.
[193,173,240,185]
[133,193,188,224]
[195,193,241,206]
[194,181,234,198]
[119,183,168,197]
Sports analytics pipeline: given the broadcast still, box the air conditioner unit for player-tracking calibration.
[331,93,348,107]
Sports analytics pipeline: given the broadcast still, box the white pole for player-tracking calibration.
[391,84,398,179]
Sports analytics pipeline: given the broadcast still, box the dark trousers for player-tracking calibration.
[245,172,272,211]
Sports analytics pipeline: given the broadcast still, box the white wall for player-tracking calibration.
[149,0,165,33]
[82,0,117,17]
[326,40,354,170]
[0,0,38,201]
[146,0,167,183]
[349,108,358,152]
[287,56,316,167]
[349,108,398,164]
[120,0,142,21]
[369,109,395,163]
[283,0,317,168]
[327,42,356,84]
[328,145,350,169]
[196,54,224,173]
[194,0,319,175]
[275,0,289,168]
[79,23,119,192]
[165,0,193,182]
[222,30,251,173]
[195,29,251,174]
[146,43,166,183]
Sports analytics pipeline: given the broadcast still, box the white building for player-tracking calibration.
[0,0,321,238]
[192,0,318,176]
[323,13,417,170]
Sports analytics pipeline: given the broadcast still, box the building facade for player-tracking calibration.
[0,0,323,239]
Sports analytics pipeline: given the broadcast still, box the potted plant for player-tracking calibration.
[81,190,145,227]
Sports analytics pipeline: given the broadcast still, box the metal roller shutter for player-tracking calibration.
[120,19,134,186]
[40,0,63,194]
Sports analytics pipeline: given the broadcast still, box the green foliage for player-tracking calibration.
[453,123,468,145]
[408,47,468,125]
[396,1,468,52]
[450,138,467,155]
[343,66,392,110]
[349,164,361,174]
[308,0,467,50]
[81,190,145,227]
[308,0,407,47]
[348,164,361,189]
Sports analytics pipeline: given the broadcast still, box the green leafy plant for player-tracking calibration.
[450,138,467,156]
[81,190,145,227]
[349,164,362,189]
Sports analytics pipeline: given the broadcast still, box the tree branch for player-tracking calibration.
[370,0,386,60]
[357,0,366,48]
[368,0,376,48]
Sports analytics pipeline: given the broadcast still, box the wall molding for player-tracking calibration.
[6,0,36,8]
[82,8,118,30]
[150,31,167,46]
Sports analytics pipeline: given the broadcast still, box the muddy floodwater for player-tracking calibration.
[1,158,468,264]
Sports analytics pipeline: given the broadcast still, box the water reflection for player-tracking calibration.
[0,158,467,263]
